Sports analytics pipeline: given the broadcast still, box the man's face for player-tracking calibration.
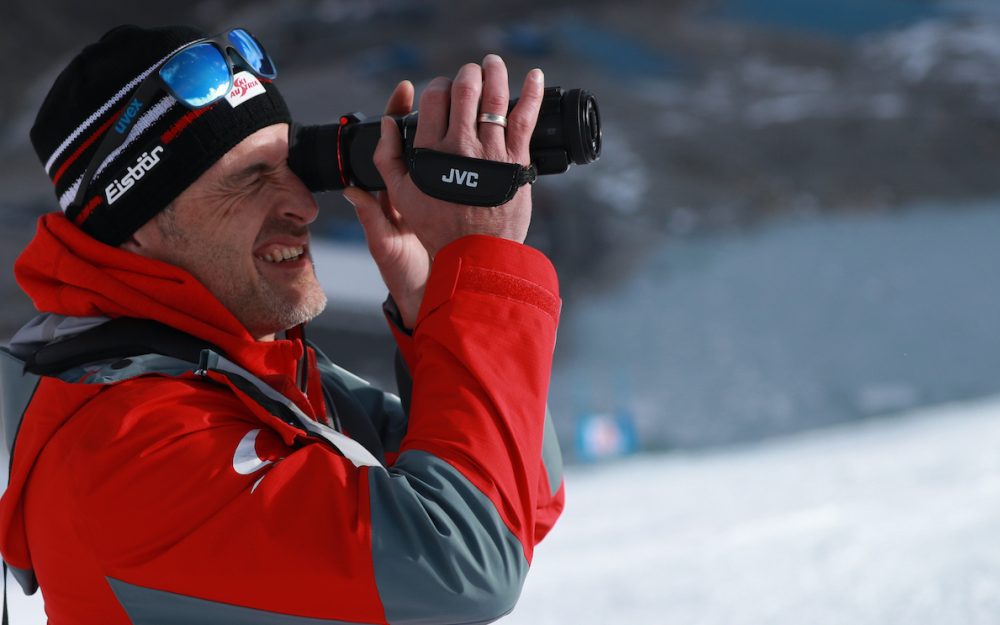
[125,123,327,340]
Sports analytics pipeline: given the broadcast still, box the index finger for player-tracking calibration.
[505,69,544,164]
[384,80,415,117]
[413,76,452,148]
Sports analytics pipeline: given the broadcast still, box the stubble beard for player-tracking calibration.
[157,207,328,339]
[242,259,328,338]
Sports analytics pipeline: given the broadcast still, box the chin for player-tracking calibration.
[242,290,328,339]
[281,289,329,328]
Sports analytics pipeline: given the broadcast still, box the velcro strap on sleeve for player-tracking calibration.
[405,148,536,207]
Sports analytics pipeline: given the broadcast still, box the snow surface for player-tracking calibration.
[507,396,1000,625]
[7,395,1000,623]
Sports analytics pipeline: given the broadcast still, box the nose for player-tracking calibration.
[277,166,320,226]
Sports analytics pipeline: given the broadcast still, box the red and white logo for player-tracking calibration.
[232,428,273,475]
[225,71,267,108]
[233,428,286,492]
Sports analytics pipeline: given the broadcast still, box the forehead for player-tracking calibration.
[211,123,289,176]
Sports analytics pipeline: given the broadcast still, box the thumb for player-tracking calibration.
[372,116,408,190]
[344,187,391,242]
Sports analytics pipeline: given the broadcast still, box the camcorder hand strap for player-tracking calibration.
[405,148,536,207]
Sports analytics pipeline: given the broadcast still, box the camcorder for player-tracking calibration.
[288,86,601,206]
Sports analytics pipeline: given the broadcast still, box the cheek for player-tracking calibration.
[187,203,264,262]
[189,245,261,311]
[165,229,259,293]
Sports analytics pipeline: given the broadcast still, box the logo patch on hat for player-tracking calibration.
[225,71,267,108]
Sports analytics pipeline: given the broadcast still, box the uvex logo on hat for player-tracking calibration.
[115,98,144,135]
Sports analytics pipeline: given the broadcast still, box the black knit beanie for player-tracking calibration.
[30,25,291,246]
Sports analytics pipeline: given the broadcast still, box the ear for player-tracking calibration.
[120,235,143,254]
[119,217,161,256]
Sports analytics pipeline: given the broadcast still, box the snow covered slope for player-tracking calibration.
[508,396,1000,625]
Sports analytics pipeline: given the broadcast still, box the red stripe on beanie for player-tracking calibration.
[51,114,118,187]
[161,106,212,144]
[74,195,104,226]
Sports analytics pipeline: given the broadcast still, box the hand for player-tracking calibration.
[372,55,545,257]
[344,80,429,329]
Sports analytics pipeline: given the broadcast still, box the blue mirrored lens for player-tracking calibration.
[228,29,276,78]
[159,43,231,108]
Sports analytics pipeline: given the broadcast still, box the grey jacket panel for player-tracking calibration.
[541,406,563,497]
[107,578,370,625]
[0,348,43,595]
[369,451,529,625]
[5,314,110,359]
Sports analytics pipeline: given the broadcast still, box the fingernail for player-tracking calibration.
[530,68,544,84]
[483,53,501,65]
[342,191,356,206]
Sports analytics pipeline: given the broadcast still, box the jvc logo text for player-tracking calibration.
[115,98,143,134]
[441,168,479,188]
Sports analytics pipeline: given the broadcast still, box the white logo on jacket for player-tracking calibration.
[233,428,272,475]
[233,428,283,493]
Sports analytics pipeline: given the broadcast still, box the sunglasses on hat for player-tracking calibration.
[69,27,277,213]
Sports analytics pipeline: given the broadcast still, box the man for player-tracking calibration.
[0,24,563,624]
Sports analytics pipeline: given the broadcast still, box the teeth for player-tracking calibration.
[257,245,304,263]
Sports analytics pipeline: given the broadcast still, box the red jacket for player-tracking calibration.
[0,213,563,624]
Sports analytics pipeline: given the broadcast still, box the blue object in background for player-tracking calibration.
[575,409,639,462]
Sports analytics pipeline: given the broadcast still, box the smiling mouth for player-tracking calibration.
[256,245,306,264]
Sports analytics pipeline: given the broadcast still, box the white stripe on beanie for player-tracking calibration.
[58,176,83,212]
[59,95,178,211]
[44,41,194,176]
[91,95,177,180]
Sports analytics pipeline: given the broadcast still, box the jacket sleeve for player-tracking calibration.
[60,235,563,625]
[383,283,565,544]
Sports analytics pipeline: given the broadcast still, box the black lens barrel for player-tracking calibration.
[289,86,600,193]
[287,119,343,193]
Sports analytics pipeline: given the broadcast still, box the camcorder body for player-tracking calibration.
[288,86,601,204]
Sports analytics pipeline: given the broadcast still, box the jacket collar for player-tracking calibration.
[14,212,308,387]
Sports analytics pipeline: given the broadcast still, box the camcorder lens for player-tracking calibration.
[563,88,601,166]
[584,94,601,161]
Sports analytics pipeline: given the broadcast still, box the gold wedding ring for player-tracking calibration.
[477,112,508,128]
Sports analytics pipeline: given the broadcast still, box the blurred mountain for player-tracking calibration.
[4,0,996,285]
[2,0,999,447]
